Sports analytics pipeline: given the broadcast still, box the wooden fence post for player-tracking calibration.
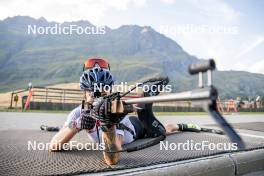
[9,92,14,109]
[45,88,48,103]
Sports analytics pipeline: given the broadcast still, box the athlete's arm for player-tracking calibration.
[49,106,81,152]
[102,125,123,165]
[94,99,127,165]
[49,126,79,152]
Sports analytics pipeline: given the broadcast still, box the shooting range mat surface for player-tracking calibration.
[230,122,264,132]
[207,122,264,132]
[0,129,264,176]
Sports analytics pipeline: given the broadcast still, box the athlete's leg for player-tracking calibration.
[165,123,205,134]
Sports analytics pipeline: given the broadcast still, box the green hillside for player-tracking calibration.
[0,16,263,98]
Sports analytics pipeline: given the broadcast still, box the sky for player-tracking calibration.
[0,0,263,74]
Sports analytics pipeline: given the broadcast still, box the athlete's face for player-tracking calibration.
[84,90,108,103]
[84,91,94,104]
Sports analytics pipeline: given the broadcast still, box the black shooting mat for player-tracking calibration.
[207,122,264,132]
[0,130,264,176]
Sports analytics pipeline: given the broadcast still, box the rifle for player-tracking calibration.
[96,59,245,150]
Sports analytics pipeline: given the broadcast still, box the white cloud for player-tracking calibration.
[173,33,264,74]
[191,0,239,22]
[248,59,264,74]
[160,0,176,4]
[103,0,146,10]
[234,37,264,60]
[0,0,147,24]
[157,0,261,73]
[230,36,264,74]
[172,32,238,69]
[160,0,239,22]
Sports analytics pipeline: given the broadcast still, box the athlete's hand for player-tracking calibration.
[80,110,96,130]
[93,99,123,125]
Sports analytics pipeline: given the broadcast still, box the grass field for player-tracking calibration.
[155,111,264,116]
[0,108,70,114]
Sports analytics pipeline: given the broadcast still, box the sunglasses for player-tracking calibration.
[83,58,110,71]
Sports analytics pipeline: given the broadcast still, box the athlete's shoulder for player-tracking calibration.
[68,105,82,119]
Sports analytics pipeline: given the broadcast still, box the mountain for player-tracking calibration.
[0,16,263,98]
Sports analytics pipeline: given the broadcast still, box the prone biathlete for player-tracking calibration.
[48,58,204,165]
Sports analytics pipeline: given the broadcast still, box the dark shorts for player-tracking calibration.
[128,116,145,139]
